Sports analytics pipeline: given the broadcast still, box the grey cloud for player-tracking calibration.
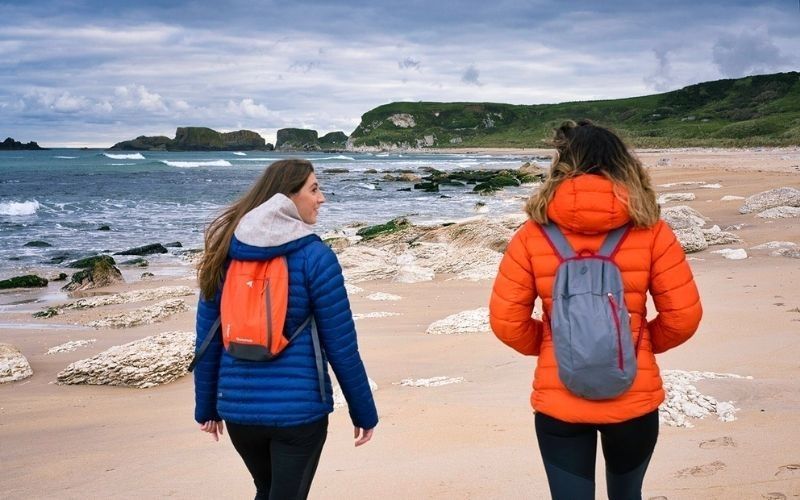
[712,30,793,77]
[288,61,321,73]
[643,48,675,92]
[398,57,421,70]
[461,65,481,86]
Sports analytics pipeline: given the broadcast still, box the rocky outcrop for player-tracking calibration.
[0,274,48,289]
[0,137,45,150]
[46,339,96,355]
[275,128,319,150]
[426,307,490,335]
[659,370,747,427]
[0,344,33,383]
[755,206,800,219]
[33,286,194,318]
[56,331,194,388]
[87,299,188,329]
[67,255,116,269]
[738,187,800,214]
[318,131,348,149]
[114,243,168,256]
[110,127,272,151]
[62,258,123,292]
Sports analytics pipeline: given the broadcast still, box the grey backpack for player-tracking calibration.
[540,223,637,400]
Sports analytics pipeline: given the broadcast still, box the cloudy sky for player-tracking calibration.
[1,0,798,147]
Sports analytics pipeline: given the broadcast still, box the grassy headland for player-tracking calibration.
[349,72,800,149]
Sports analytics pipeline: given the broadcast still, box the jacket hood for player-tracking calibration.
[229,194,319,260]
[546,174,631,234]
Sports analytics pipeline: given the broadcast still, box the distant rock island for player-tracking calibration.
[1,137,45,150]
[275,128,348,151]
[110,127,273,151]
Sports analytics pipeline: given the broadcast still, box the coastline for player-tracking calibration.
[1,148,799,498]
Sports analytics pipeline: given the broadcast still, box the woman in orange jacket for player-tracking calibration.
[490,120,702,500]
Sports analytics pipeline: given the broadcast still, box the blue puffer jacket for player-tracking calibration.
[193,194,379,429]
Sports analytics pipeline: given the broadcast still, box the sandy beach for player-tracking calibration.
[1,148,799,499]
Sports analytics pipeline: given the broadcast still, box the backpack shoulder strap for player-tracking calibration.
[188,317,221,372]
[597,223,632,258]
[539,223,576,260]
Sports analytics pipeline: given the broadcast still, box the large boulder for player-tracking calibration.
[0,344,33,383]
[67,255,116,269]
[114,243,168,256]
[0,274,48,289]
[661,206,710,253]
[56,331,194,388]
[739,187,800,214]
[62,259,123,292]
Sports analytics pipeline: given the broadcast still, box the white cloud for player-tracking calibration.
[225,98,275,119]
[712,30,793,78]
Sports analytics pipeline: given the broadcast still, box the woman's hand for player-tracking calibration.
[354,426,374,447]
[200,420,225,442]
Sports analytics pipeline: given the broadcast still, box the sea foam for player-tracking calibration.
[160,160,232,168]
[0,200,40,216]
[103,153,145,160]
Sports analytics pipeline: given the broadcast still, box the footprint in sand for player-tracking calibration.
[675,460,726,478]
[775,464,800,477]
[699,436,736,449]
[763,493,786,500]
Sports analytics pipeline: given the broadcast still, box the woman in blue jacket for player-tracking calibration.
[193,159,378,500]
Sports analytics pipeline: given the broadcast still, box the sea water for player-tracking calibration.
[0,149,545,280]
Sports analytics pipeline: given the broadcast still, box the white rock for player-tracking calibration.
[56,331,194,388]
[702,225,741,246]
[344,283,364,295]
[659,370,749,427]
[352,312,400,321]
[661,205,708,229]
[394,252,435,283]
[720,195,745,201]
[88,298,188,329]
[657,193,696,204]
[771,247,800,259]
[426,307,490,335]
[739,187,800,214]
[751,241,797,250]
[365,292,402,301]
[398,376,465,387]
[700,183,722,189]
[388,113,416,128]
[63,286,194,310]
[46,339,97,355]
[0,344,33,384]
[674,226,709,253]
[756,206,800,219]
[333,377,378,409]
[710,248,748,260]
[658,181,704,188]
[339,246,397,283]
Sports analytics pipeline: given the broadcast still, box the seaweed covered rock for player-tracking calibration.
[68,255,116,269]
[356,217,411,241]
[62,258,123,292]
[0,274,48,289]
[114,243,168,256]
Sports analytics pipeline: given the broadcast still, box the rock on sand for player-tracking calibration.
[0,344,33,383]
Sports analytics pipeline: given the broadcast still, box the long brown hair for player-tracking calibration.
[198,159,314,299]
[526,119,659,227]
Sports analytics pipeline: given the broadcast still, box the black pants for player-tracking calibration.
[535,410,659,500]
[226,416,329,500]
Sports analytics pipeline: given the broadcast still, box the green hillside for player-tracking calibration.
[349,72,800,148]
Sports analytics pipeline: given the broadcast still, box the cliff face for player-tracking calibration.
[110,127,271,151]
[275,128,319,150]
[1,137,45,150]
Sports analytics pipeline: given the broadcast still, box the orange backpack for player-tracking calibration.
[188,257,316,370]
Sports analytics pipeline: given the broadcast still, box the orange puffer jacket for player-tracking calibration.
[490,174,702,424]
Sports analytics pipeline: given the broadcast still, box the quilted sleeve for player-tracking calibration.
[489,224,543,355]
[307,242,379,430]
[647,220,703,353]
[193,286,223,423]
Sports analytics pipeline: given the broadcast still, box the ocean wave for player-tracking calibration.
[233,152,247,156]
[0,200,40,216]
[317,155,356,161]
[54,156,77,159]
[103,153,145,160]
[232,158,280,162]
[160,160,232,168]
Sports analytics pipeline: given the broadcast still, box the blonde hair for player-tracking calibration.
[526,119,659,227]
[197,159,314,299]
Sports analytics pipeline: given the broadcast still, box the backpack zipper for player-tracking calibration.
[607,293,623,370]
[264,278,272,355]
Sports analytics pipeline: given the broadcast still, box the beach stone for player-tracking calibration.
[344,283,364,295]
[55,286,195,312]
[0,344,33,384]
[365,292,401,301]
[720,195,745,201]
[114,243,168,256]
[67,255,116,269]
[96,225,111,231]
[674,227,708,253]
[710,248,748,260]
[751,241,797,250]
[23,240,52,247]
[87,298,188,329]
[772,247,800,259]
[62,259,123,292]
[333,377,378,409]
[738,187,800,214]
[163,241,183,248]
[50,272,68,282]
[702,225,741,246]
[178,248,203,264]
[121,257,149,267]
[352,312,401,321]
[756,206,800,219]
[398,376,464,387]
[46,339,96,355]
[56,331,194,388]
[0,274,48,289]
[657,192,696,204]
[659,370,749,428]
[661,205,708,230]
[426,307,490,335]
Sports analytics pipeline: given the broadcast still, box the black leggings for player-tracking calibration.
[226,416,329,500]
[535,410,659,500]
